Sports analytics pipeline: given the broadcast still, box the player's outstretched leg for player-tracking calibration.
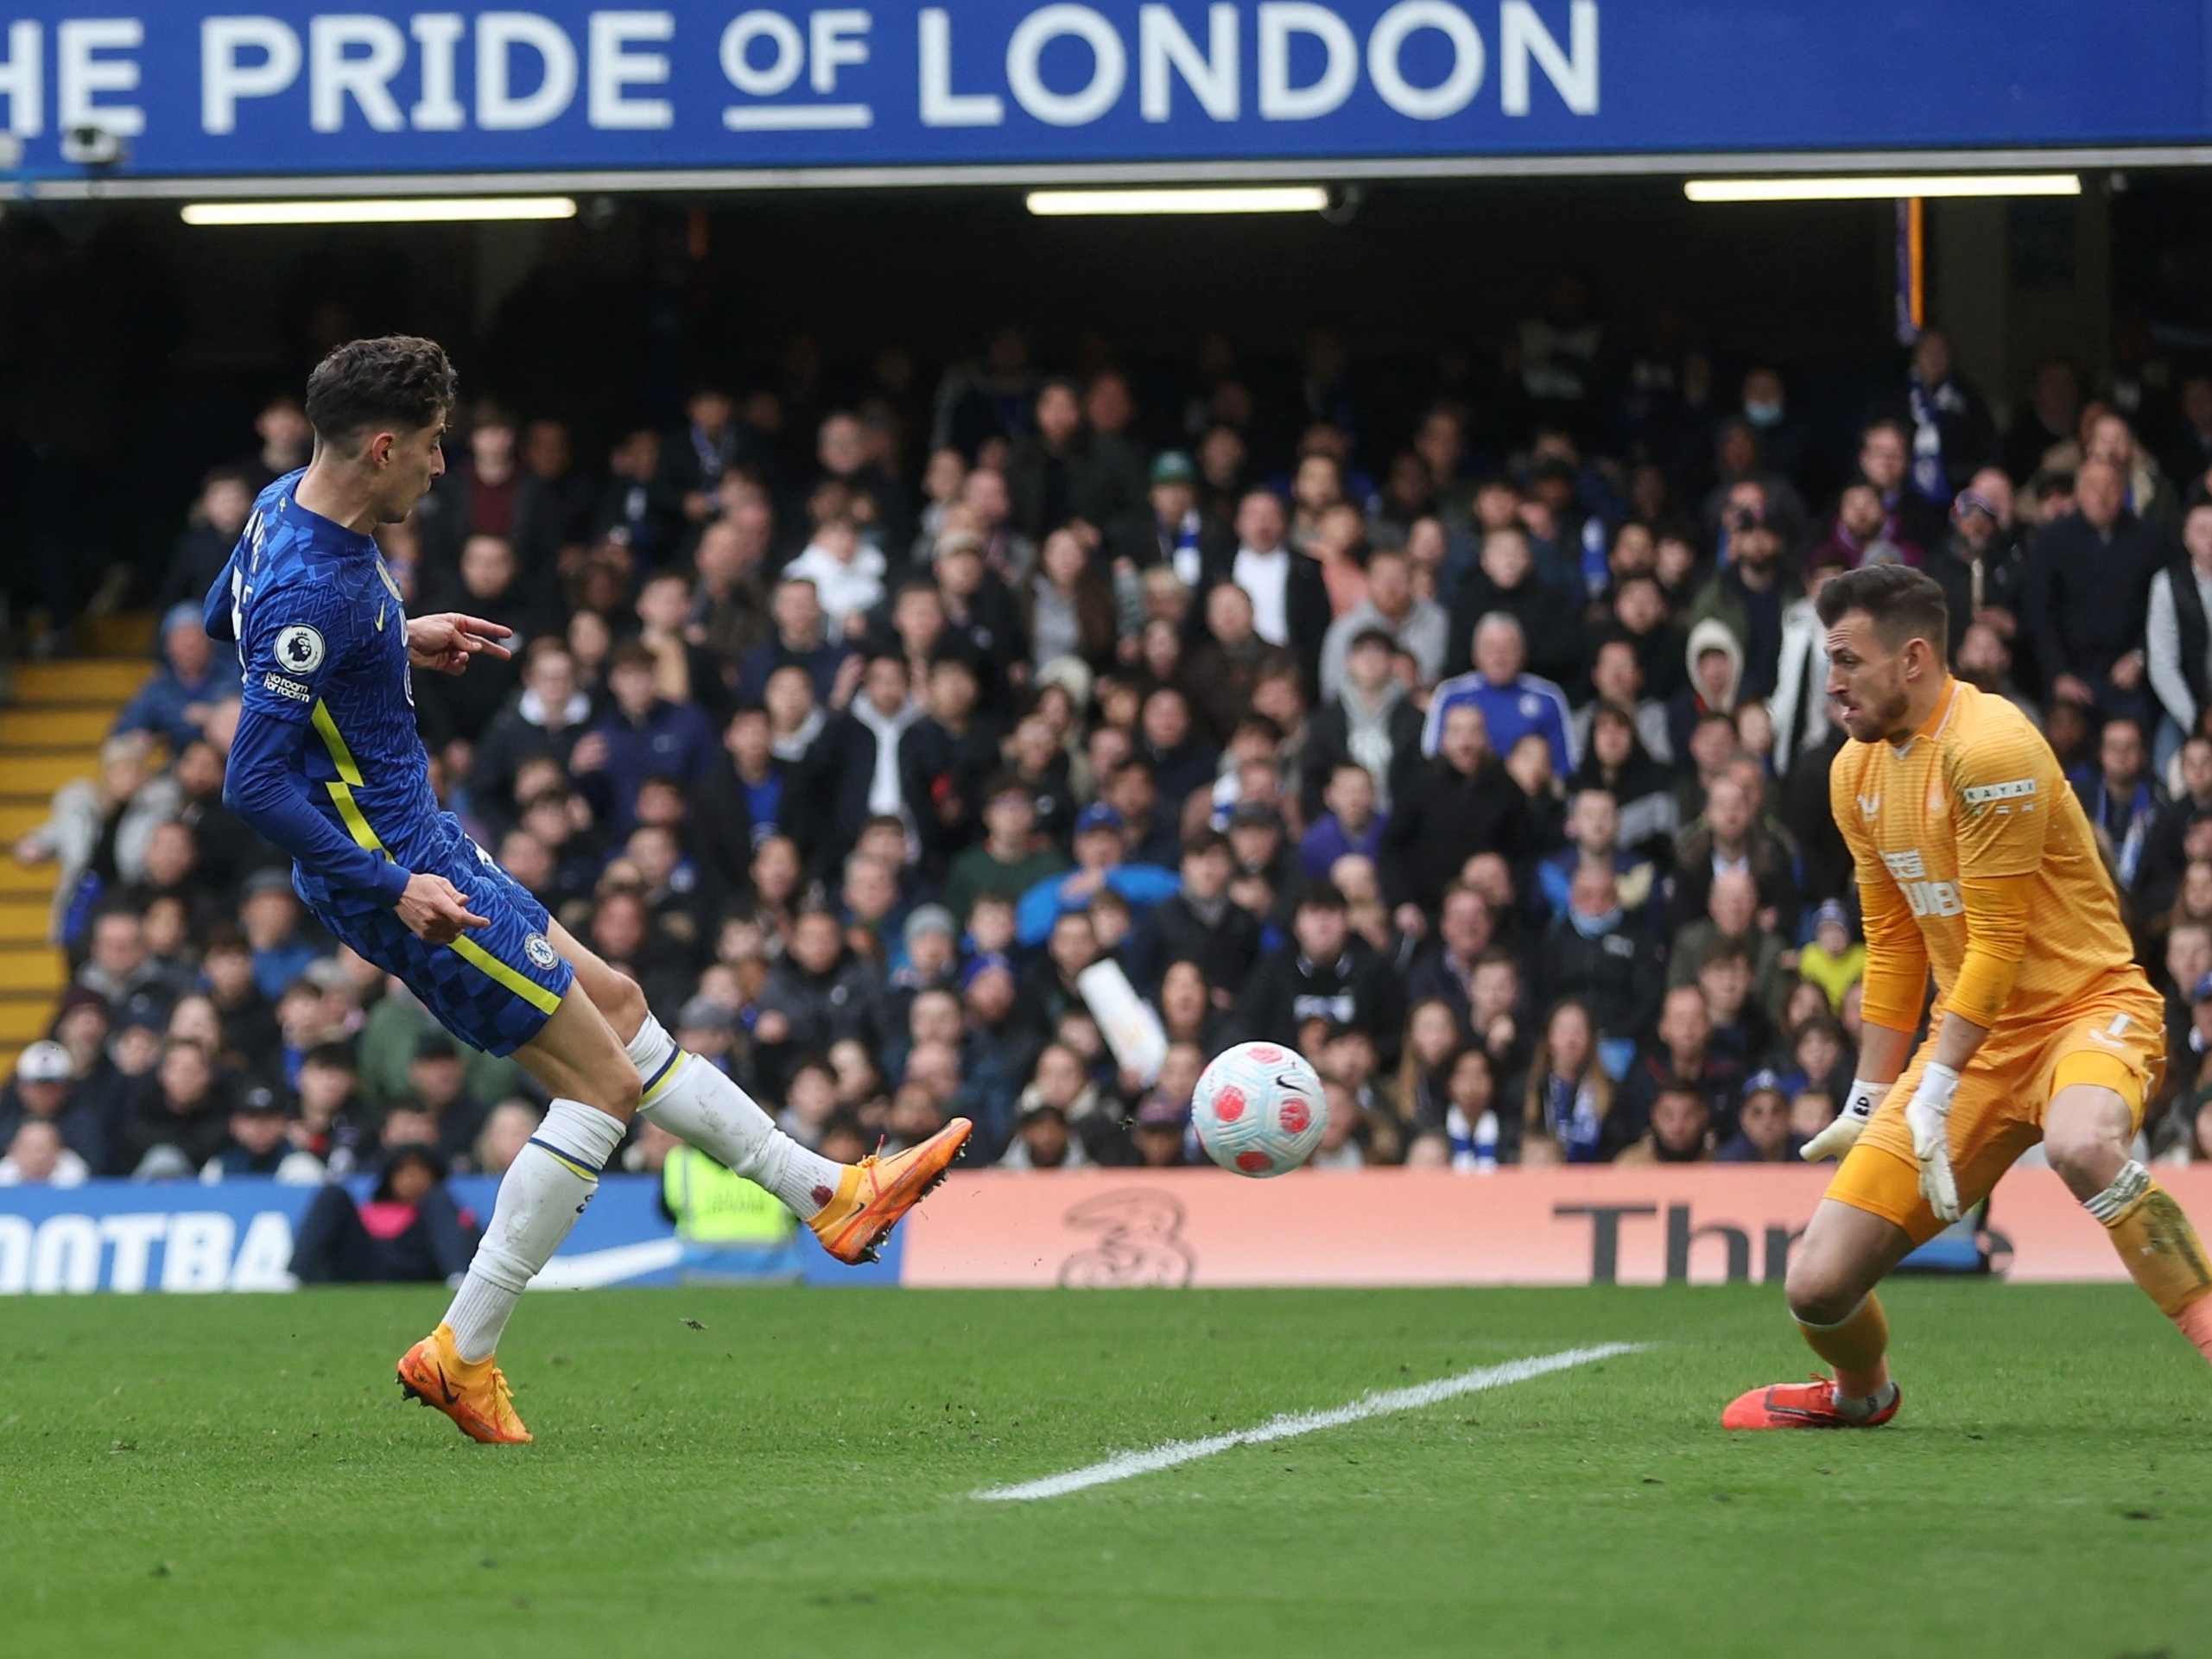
[2045,1086,2212,1364]
[550,923,971,1263]
[400,991,637,1444]
[1723,1197,1917,1428]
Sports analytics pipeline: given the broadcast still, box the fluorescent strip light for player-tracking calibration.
[1685,174,2080,203]
[1026,186,1329,217]
[181,196,579,226]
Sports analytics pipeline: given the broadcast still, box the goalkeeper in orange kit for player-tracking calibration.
[1723,564,2212,1429]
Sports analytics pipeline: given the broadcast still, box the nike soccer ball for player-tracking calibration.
[1191,1042,1328,1177]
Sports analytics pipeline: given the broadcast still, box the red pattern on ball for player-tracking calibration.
[1248,1045,1283,1063]
[1278,1098,1311,1135]
[1234,1149,1273,1173]
[1213,1086,1246,1123]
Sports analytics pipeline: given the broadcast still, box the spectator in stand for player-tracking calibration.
[1134,829,1260,996]
[573,642,719,836]
[2147,501,2212,769]
[1613,1077,1716,1164]
[1303,628,1424,825]
[1713,1073,1799,1162]
[1228,488,1328,660]
[1318,546,1448,700]
[1188,582,1299,744]
[1535,787,1657,930]
[290,1145,480,1284]
[2072,716,2164,893]
[2021,456,2161,725]
[946,775,1068,925]
[1516,998,1612,1163]
[1016,804,1179,947]
[112,1037,231,1177]
[159,467,257,613]
[0,1041,107,1174]
[0,1118,85,1187]
[469,640,592,835]
[738,576,858,706]
[1385,703,1531,915]
[1687,497,1796,703]
[1239,882,1407,1064]
[1669,869,1788,1026]
[1424,612,1575,777]
[1671,772,1799,938]
[1537,866,1664,1067]
[1445,527,1585,690]
[111,604,241,752]
[1300,763,1385,879]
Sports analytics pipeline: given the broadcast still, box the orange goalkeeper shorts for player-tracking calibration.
[1826,988,2165,1244]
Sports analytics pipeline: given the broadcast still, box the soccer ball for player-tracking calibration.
[1191,1042,1328,1177]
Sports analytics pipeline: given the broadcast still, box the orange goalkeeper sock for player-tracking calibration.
[1793,1292,1892,1403]
[2089,1162,2212,1363]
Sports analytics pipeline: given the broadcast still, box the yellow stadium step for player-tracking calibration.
[0,899,52,944]
[0,948,63,994]
[12,661,151,706]
[0,999,53,1043]
[0,803,53,839]
[0,753,98,795]
[82,612,157,656]
[0,861,55,896]
[0,707,113,748]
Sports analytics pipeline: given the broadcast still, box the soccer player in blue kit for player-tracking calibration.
[212,338,971,1443]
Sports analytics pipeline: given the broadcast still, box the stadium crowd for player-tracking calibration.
[15,314,2212,1224]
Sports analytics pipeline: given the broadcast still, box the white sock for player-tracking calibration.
[443,1099,626,1361]
[625,1014,846,1219]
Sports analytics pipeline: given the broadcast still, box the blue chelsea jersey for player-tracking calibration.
[207,469,442,908]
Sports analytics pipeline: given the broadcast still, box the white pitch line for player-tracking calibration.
[974,1342,1647,1502]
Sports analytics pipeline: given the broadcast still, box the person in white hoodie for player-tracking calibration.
[783,517,886,639]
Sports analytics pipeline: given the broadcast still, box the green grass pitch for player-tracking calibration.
[3,1282,2208,1658]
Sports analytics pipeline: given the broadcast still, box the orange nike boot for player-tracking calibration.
[1721,1374,1901,1430]
[808,1118,973,1264]
[396,1323,532,1444]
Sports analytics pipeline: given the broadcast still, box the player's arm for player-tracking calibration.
[1898,731,2050,1217]
[1804,764,1931,1161]
[224,585,484,943]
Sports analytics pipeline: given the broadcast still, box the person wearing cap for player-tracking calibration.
[1128,1091,1193,1169]
[0,1040,108,1175]
[1712,1072,1798,1162]
[1108,450,1232,592]
[884,903,960,1038]
[1923,467,2026,655]
[1014,802,1179,948]
[1797,899,1867,1016]
[200,1083,322,1182]
[945,774,1068,926]
[111,600,243,753]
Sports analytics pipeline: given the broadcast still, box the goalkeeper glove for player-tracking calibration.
[1904,1062,1964,1222]
[1800,1076,1886,1162]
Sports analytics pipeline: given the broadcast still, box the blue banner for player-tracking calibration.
[0,1175,898,1292]
[0,2,2204,185]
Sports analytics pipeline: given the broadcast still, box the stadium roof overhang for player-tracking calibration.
[4,1,2210,201]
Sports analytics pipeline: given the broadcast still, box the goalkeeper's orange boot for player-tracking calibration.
[1721,1374,1900,1430]
[808,1118,973,1264]
[396,1323,532,1444]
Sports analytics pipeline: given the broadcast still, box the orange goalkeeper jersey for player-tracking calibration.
[1829,677,2145,1033]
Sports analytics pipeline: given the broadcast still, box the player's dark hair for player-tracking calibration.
[303,336,457,451]
[1814,562,1949,662]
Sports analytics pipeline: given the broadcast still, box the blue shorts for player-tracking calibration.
[303,817,573,1058]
